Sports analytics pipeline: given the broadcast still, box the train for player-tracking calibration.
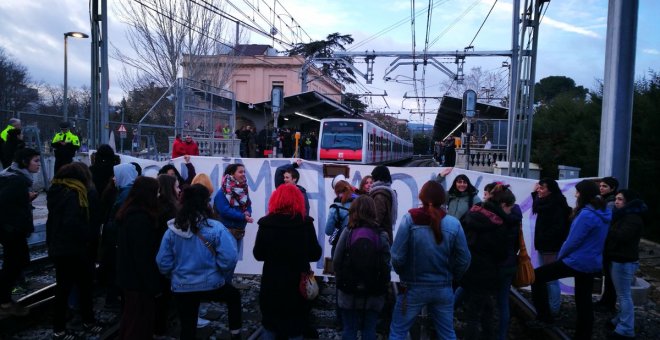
[317,118,413,164]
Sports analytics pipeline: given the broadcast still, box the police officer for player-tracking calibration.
[0,118,21,143]
[51,122,80,174]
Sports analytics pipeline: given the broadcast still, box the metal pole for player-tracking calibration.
[507,0,521,174]
[598,0,638,187]
[63,35,68,122]
[100,0,109,144]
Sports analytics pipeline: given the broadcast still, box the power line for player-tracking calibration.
[466,0,498,49]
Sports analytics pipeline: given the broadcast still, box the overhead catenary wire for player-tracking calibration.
[466,0,499,49]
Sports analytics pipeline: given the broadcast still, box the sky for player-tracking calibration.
[0,0,658,126]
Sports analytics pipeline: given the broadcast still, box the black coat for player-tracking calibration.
[46,184,99,258]
[532,192,571,252]
[116,210,161,295]
[604,199,646,263]
[253,213,321,336]
[460,203,510,291]
[0,167,34,236]
[1,137,24,169]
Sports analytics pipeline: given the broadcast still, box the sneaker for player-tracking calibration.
[0,302,29,317]
[83,322,103,333]
[53,331,76,340]
[196,317,211,328]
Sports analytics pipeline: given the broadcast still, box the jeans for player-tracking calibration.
[173,284,242,340]
[537,251,561,314]
[341,308,379,340]
[260,328,303,340]
[497,268,516,340]
[610,261,639,337]
[389,285,455,340]
[531,260,595,339]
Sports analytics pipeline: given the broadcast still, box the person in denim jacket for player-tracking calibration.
[324,180,355,256]
[390,181,471,340]
[157,184,242,340]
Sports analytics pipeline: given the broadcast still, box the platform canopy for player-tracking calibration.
[432,95,508,141]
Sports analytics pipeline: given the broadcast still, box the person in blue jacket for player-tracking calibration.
[157,184,242,340]
[530,180,611,339]
[324,180,355,256]
[214,163,253,255]
[390,180,471,340]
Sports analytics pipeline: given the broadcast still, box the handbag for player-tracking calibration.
[512,225,535,287]
[196,232,217,257]
[227,228,246,240]
[299,270,319,300]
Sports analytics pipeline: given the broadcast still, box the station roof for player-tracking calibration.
[432,95,508,141]
[249,91,358,121]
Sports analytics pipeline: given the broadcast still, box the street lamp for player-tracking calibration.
[63,31,89,122]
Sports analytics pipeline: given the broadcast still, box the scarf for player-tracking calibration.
[222,174,251,212]
[51,178,89,220]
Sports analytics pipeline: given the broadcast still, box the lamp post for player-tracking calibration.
[63,31,89,122]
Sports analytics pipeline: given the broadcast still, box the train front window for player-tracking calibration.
[320,121,363,150]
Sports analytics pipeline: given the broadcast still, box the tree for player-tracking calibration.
[113,0,243,91]
[440,67,509,105]
[0,48,38,112]
[342,93,368,114]
[288,32,357,85]
[531,72,660,241]
[534,76,588,104]
[412,132,431,154]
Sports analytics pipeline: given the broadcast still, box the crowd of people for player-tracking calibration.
[0,125,648,340]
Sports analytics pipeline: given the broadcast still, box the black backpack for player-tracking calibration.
[336,227,388,296]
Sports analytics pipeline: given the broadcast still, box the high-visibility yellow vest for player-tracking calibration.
[52,131,81,147]
[0,124,14,142]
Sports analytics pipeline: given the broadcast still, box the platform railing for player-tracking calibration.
[455,148,507,173]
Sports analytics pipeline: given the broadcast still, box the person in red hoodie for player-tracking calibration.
[182,135,200,156]
[172,134,186,158]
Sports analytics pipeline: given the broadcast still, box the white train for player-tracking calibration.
[317,118,413,164]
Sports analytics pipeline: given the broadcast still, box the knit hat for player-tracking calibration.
[600,176,619,191]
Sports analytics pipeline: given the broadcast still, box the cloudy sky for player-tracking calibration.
[1,0,658,125]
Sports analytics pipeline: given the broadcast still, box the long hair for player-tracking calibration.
[572,179,606,218]
[448,174,478,195]
[334,180,353,204]
[115,176,159,224]
[267,184,306,217]
[418,181,447,244]
[53,162,91,188]
[538,177,561,195]
[191,173,214,197]
[347,195,378,229]
[358,175,373,194]
[175,184,212,233]
[157,174,180,210]
[158,164,183,184]
[488,184,516,206]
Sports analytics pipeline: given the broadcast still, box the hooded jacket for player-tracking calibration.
[156,218,237,292]
[558,205,611,273]
[604,199,646,263]
[392,208,470,286]
[0,163,34,235]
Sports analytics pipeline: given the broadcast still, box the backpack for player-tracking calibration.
[336,227,388,296]
[328,203,349,246]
